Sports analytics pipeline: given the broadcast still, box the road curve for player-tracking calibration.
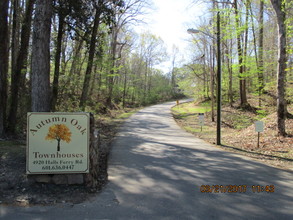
[1,101,293,220]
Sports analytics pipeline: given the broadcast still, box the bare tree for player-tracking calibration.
[106,0,150,107]
[140,32,167,103]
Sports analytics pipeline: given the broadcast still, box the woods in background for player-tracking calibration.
[179,0,292,136]
[0,0,291,138]
[0,0,177,137]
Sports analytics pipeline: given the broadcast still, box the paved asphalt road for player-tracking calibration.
[1,101,293,220]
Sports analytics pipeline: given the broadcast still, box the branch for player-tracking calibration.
[185,65,205,81]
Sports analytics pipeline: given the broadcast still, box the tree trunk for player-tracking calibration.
[227,39,233,107]
[210,45,215,122]
[89,59,98,97]
[31,0,52,112]
[69,38,84,77]
[51,13,65,111]
[122,71,127,108]
[80,9,100,110]
[11,0,20,77]
[106,29,118,108]
[234,0,249,107]
[148,66,152,97]
[270,0,287,136]
[243,0,249,92]
[203,57,207,99]
[0,0,9,137]
[171,46,178,95]
[143,61,148,104]
[258,0,264,107]
[68,37,84,95]
[7,0,34,134]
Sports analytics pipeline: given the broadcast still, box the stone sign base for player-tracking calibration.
[31,173,84,185]
[28,114,100,187]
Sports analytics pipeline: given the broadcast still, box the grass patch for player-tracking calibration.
[184,126,211,133]
[116,109,139,119]
[172,102,211,115]
[172,101,216,137]
[184,126,201,133]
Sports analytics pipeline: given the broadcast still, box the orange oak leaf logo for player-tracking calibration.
[45,124,72,151]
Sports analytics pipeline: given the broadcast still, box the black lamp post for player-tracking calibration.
[216,12,221,145]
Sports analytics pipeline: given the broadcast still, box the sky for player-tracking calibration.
[135,0,208,73]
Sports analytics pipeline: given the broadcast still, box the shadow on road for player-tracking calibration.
[106,102,293,219]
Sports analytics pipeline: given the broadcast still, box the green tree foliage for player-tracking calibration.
[180,0,292,136]
[0,0,176,137]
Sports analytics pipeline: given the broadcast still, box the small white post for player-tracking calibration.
[198,113,204,132]
[255,121,264,148]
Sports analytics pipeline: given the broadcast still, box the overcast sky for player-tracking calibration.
[135,0,208,73]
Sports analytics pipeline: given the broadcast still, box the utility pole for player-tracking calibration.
[216,12,221,145]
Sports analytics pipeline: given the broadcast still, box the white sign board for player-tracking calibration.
[255,121,264,132]
[198,113,204,126]
[27,113,90,174]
